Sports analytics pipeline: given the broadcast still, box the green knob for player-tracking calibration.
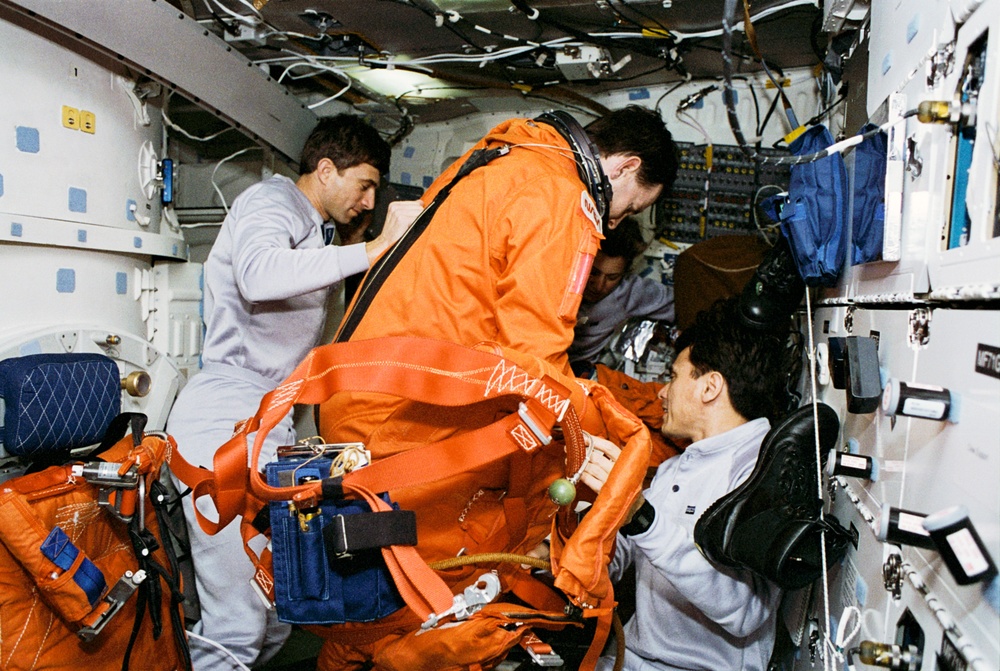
[548,478,576,506]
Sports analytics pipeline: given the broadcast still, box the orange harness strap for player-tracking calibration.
[169,336,581,622]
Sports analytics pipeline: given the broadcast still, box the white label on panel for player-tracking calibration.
[841,455,869,470]
[901,397,947,419]
[898,512,930,536]
[947,528,989,575]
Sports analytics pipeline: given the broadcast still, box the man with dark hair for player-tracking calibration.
[166,114,421,669]
[569,216,674,374]
[581,298,791,671]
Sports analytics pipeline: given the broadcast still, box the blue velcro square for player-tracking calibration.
[68,188,87,213]
[16,126,40,153]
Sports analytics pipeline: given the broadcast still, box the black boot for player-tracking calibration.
[739,234,806,330]
[694,403,850,590]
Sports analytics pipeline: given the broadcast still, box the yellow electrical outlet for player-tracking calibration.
[62,105,80,130]
[80,110,96,134]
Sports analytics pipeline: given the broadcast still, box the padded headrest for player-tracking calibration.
[0,353,121,458]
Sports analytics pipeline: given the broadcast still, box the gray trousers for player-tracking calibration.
[167,364,294,670]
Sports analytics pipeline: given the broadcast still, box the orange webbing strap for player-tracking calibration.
[580,601,616,671]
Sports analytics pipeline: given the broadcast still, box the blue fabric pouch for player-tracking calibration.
[266,456,405,625]
[779,125,849,286]
[851,123,888,265]
[0,353,120,457]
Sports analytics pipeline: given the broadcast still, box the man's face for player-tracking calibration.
[584,252,628,303]
[322,162,380,224]
[606,171,662,229]
[657,348,703,441]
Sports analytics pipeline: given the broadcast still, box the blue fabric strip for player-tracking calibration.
[40,527,107,607]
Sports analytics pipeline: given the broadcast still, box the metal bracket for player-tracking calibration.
[421,572,501,629]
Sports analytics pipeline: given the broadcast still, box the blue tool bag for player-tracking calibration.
[266,454,408,625]
[851,123,888,265]
[779,125,849,286]
[0,353,120,457]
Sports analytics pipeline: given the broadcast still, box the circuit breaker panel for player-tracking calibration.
[655,142,792,244]
[790,2,1000,670]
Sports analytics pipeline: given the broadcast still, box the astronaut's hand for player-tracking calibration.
[578,433,621,495]
[365,199,424,263]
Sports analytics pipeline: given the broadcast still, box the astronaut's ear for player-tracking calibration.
[608,154,641,179]
[314,157,337,182]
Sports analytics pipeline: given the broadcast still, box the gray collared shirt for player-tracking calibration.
[605,418,781,671]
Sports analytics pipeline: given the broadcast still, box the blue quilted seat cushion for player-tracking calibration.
[0,353,121,457]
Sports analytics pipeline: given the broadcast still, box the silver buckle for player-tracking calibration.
[517,402,552,446]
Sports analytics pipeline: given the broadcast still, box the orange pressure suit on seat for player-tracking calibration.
[310,119,644,669]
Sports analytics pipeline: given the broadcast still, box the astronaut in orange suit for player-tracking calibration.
[311,107,678,671]
[320,106,677,441]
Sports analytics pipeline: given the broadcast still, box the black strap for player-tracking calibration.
[335,146,510,344]
[620,500,655,537]
[98,413,149,452]
[121,484,193,671]
[534,111,612,231]
[122,522,157,671]
[322,509,417,557]
[150,479,194,671]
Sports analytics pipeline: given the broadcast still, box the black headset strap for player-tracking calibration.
[334,145,510,345]
[534,111,613,231]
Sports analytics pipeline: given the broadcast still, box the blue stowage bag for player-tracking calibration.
[266,456,405,625]
[0,353,120,457]
[851,124,888,265]
[779,125,849,287]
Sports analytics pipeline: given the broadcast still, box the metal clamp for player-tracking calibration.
[521,634,564,667]
[74,462,140,523]
[330,514,351,559]
[421,572,501,630]
[77,570,146,641]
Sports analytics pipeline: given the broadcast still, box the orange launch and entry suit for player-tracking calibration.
[320,117,604,442]
[310,118,650,669]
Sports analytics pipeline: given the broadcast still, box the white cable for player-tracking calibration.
[161,108,233,143]
[677,109,713,145]
[668,0,817,42]
[833,605,862,665]
[897,348,920,506]
[568,432,596,485]
[205,0,261,26]
[804,289,835,671]
[185,631,252,671]
[307,79,352,109]
[211,146,261,214]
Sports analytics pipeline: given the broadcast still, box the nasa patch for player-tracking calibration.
[580,190,602,232]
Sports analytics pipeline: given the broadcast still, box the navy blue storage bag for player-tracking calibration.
[851,123,888,265]
[0,353,120,457]
[266,455,405,624]
[779,125,849,286]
